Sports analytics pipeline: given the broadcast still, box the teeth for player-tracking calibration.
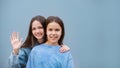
[36,33,42,36]
[50,37,57,39]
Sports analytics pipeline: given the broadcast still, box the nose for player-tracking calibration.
[52,31,56,34]
[36,29,40,33]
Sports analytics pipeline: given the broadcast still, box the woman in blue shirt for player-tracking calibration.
[27,16,74,68]
[8,15,70,68]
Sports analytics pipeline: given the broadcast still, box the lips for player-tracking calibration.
[50,37,57,39]
[35,33,43,38]
[49,35,58,40]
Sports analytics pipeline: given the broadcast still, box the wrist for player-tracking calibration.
[12,49,19,55]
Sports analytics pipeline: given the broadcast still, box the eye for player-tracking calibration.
[55,29,60,31]
[32,27,36,30]
[48,28,52,31]
[38,26,43,29]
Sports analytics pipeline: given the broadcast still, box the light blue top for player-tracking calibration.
[8,47,31,68]
[26,43,74,68]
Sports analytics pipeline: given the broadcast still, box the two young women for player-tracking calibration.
[26,16,74,68]
[9,15,70,68]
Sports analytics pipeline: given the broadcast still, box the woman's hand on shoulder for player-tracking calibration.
[59,44,70,53]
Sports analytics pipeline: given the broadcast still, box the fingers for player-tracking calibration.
[11,32,17,40]
[11,32,20,40]
[10,32,21,44]
[59,47,66,53]
[10,32,16,43]
[17,32,20,41]
[20,38,23,47]
[59,45,70,53]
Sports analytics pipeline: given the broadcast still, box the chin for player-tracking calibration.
[37,37,42,40]
[51,41,58,44]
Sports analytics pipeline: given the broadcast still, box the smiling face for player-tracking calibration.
[32,20,44,41]
[46,22,62,45]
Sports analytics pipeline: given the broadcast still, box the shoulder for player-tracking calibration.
[33,44,44,49]
[61,50,71,56]
[19,47,32,55]
[31,44,45,52]
[20,47,31,52]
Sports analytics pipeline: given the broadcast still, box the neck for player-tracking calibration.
[38,38,44,43]
[45,41,58,46]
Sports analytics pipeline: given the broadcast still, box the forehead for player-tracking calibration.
[32,20,42,27]
[47,22,61,28]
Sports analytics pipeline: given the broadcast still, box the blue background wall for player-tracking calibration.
[0,0,120,68]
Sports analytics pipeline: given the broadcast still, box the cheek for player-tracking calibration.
[47,32,51,37]
[58,31,62,36]
[41,29,44,34]
[46,31,50,37]
[57,31,62,37]
[46,30,51,35]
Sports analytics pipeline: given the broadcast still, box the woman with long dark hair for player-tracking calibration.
[9,15,70,68]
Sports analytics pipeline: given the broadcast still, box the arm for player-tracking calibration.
[8,52,19,68]
[8,32,25,68]
[8,48,28,68]
[60,44,70,53]
[61,51,74,68]
[67,53,74,68]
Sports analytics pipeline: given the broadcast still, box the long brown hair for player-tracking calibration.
[46,16,65,45]
[22,15,46,48]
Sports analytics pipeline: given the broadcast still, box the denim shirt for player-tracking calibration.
[8,47,32,68]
